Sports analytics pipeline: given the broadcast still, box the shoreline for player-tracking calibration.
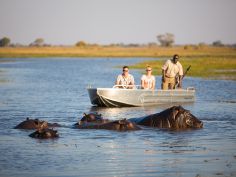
[0,46,236,58]
[0,46,236,80]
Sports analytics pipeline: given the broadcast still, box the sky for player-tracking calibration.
[0,0,236,45]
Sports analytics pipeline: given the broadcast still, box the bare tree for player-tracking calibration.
[157,33,175,47]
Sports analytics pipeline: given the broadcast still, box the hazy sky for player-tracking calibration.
[0,0,236,45]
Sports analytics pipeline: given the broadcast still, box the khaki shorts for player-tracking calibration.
[162,77,175,90]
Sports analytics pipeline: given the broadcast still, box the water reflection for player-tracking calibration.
[89,103,194,120]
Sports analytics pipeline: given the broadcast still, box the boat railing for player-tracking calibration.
[187,87,195,91]
[112,85,142,89]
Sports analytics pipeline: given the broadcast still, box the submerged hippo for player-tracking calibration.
[74,113,140,131]
[14,118,61,129]
[75,118,141,131]
[29,128,59,139]
[74,112,109,126]
[129,106,203,129]
[14,118,48,129]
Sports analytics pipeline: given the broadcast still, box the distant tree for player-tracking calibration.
[198,42,208,49]
[231,44,236,48]
[9,43,24,47]
[147,42,158,47]
[127,43,140,47]
[0,37,11,47]
[212,40,224,47]
[75,41,87,47]
[29,38,45,47]
[34,38,44,46]
[157,33,175,47]
[183,45,191,50]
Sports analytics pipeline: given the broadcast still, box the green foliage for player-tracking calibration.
[75,41,87,47]
[0,37,11,47]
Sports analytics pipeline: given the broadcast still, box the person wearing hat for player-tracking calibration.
[161,54,183,90]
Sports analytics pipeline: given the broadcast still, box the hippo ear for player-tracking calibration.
[26,117,29,120]
[186,110,190,113]
[172,106,179,112]
[172,108,179,120]
[118,120,125,124]
[83,113,87,116]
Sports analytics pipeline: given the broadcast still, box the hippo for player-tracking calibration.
[74,112,140,131]
[14,118,48,129]
[129,106,203,129]
[75,118,141,131]
[29,128,59,139]
[74,112,109,127]
[14,118,61,129]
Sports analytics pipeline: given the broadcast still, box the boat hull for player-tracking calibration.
[87,88,195,107]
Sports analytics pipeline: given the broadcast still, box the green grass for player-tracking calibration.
[131,56,236,80]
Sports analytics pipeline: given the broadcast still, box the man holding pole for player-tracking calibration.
[161,54,183,90]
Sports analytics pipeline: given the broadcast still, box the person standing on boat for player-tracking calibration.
[141,66,155,90]
[116,66,135,89]
[161,54,183,90]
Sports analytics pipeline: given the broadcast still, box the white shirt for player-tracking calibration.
[162,59,183,78]
[141,75,155,89]
[116,74,134,86]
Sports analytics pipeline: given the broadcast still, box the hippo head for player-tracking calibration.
[15,118,49,129]
[29,128,59,139]
[172,106,203,129]
[80,113,103,122]
[108,119,141,131]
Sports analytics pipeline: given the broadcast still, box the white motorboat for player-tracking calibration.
[87,85,195,107]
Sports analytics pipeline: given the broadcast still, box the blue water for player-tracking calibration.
[0,58,236,177]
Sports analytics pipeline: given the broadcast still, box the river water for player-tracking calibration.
[0,58,235,177]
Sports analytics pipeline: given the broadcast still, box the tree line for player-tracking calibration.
[0,34,234,48]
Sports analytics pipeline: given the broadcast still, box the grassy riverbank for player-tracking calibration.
[0,46,236,80]
[131,56,236,80]
[0,46,235,58]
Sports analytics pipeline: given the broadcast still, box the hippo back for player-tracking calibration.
[130,106,203,129]
[15,118,48,129]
